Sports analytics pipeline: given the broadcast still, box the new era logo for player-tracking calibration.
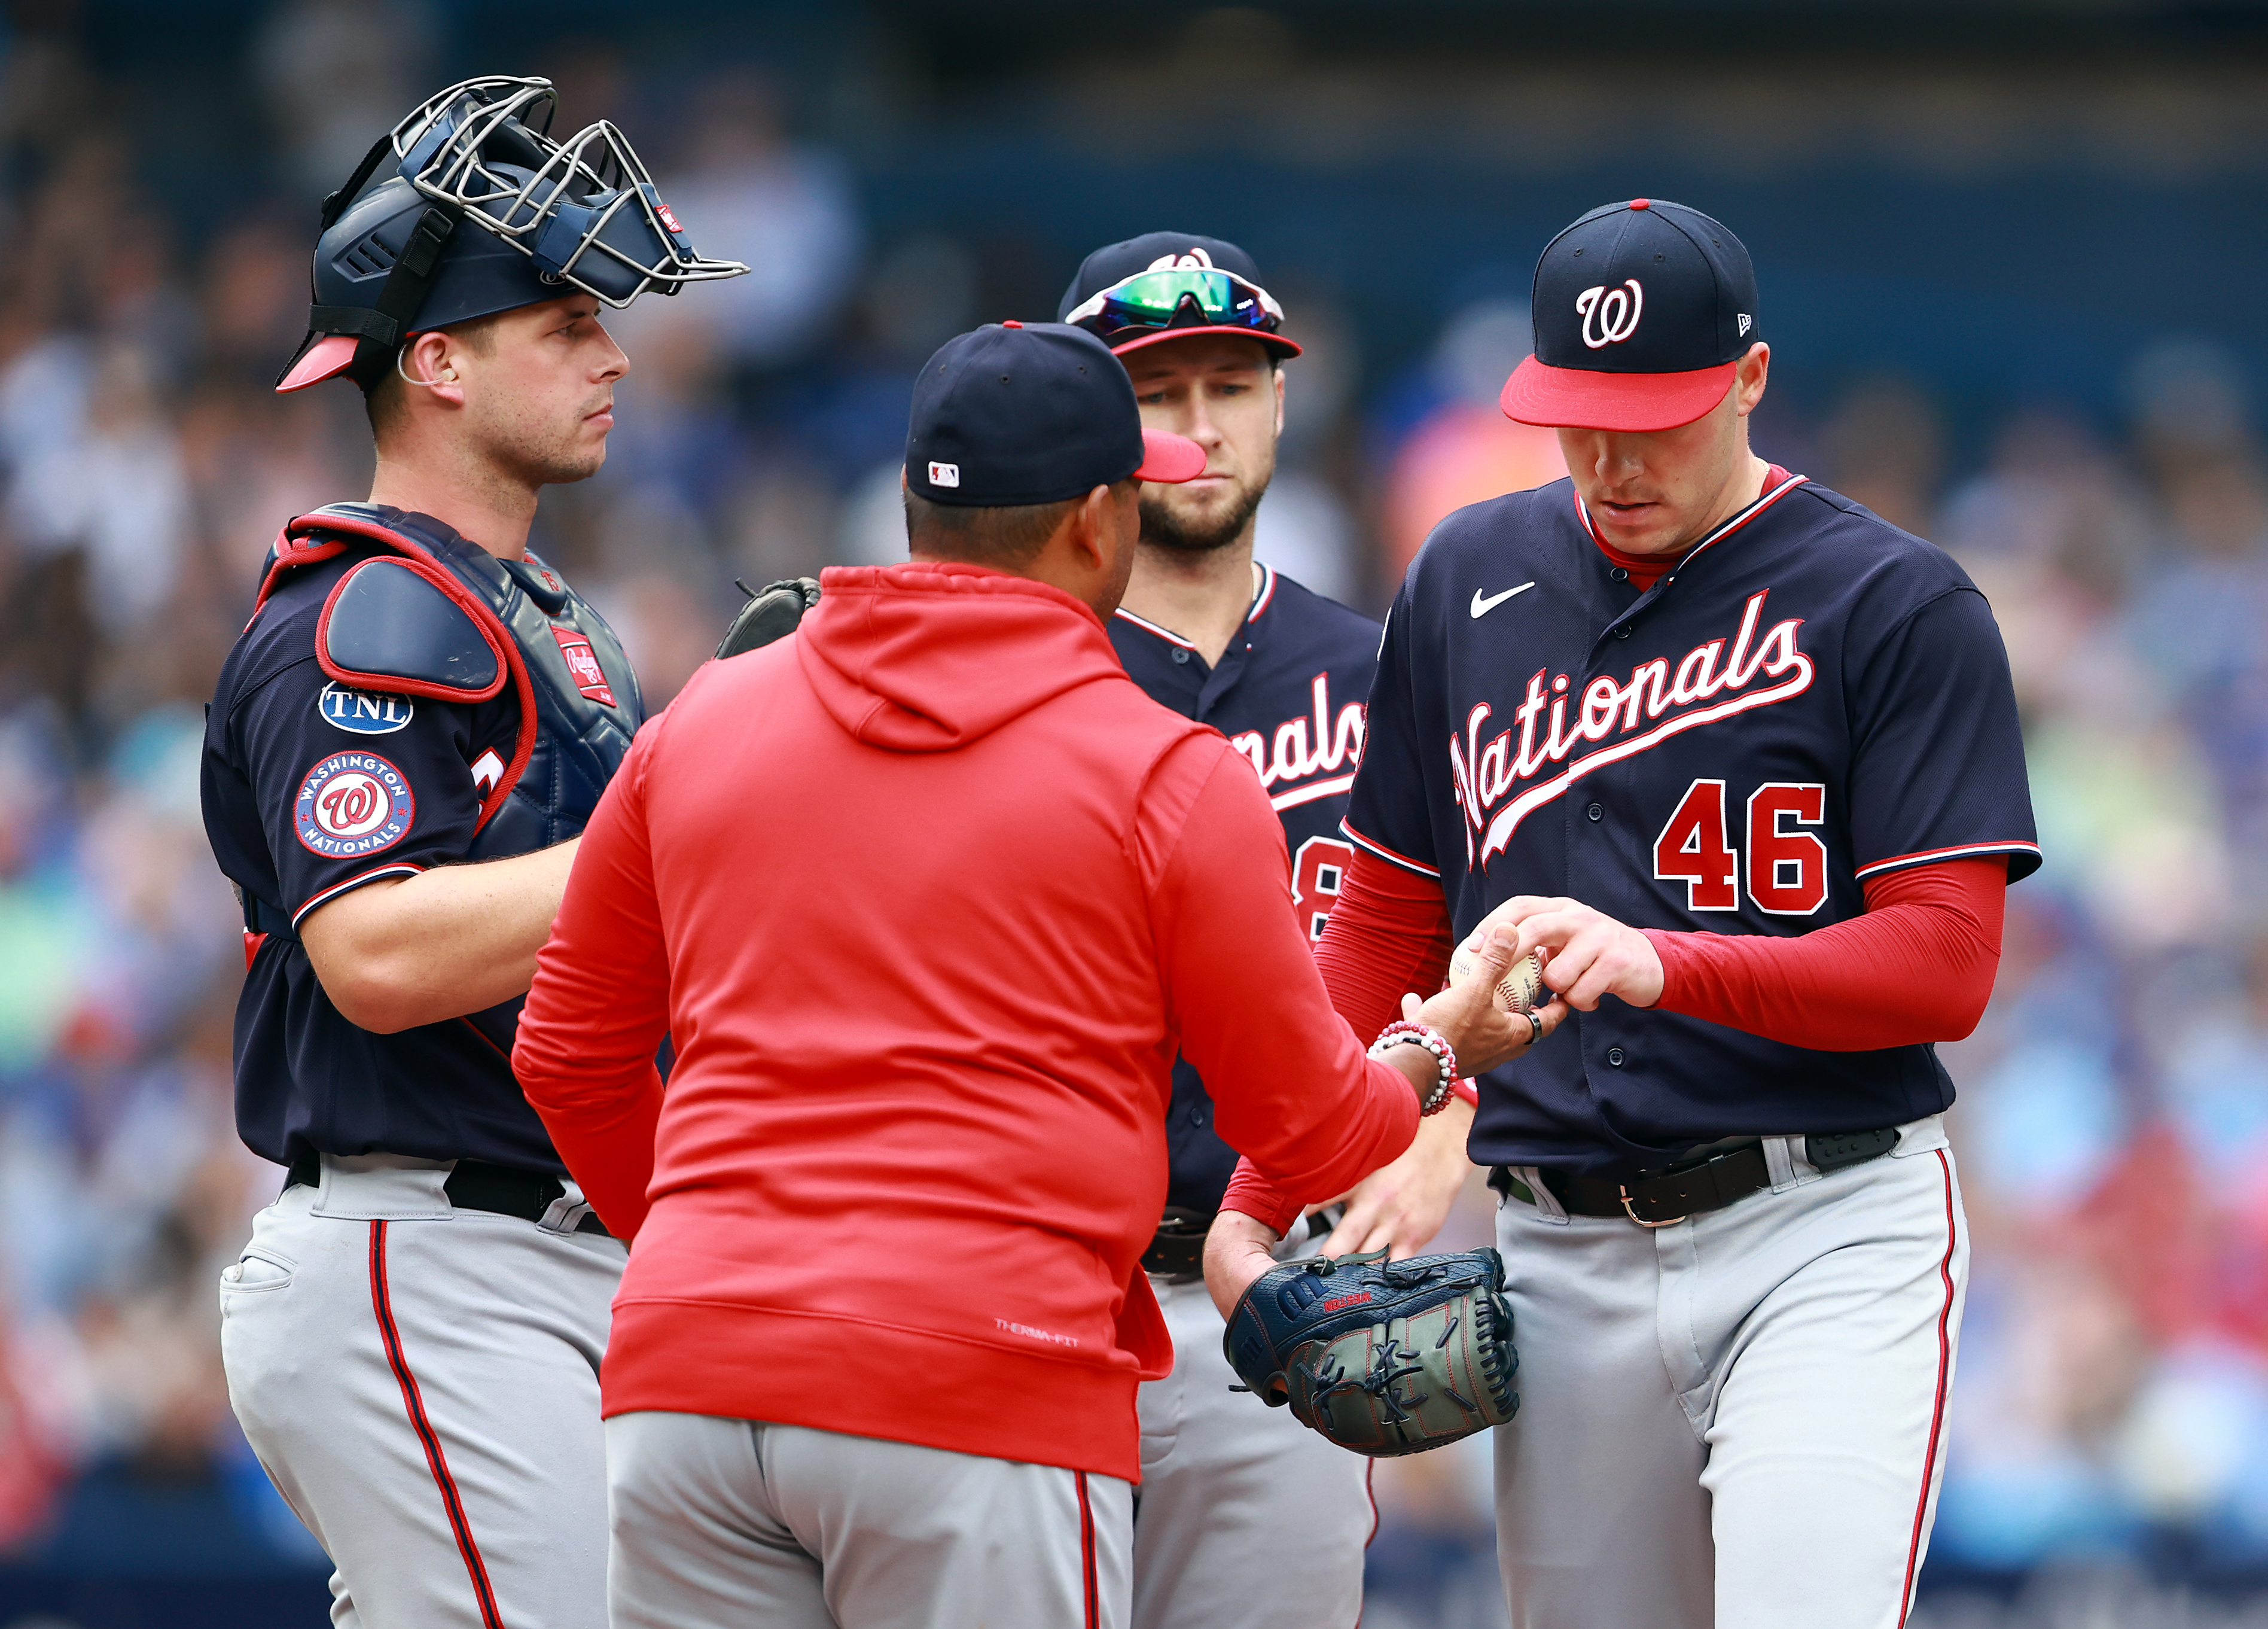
[928,461,960,488]
[1737,313,1752,337]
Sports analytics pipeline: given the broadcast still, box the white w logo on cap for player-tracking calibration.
[1576,280,1644,349]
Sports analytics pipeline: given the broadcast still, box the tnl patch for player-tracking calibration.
[318,683,414,735]
[294,751,416,858]
[550,625,618,707]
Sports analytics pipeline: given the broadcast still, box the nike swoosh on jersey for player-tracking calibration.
[1470,583,1537,618]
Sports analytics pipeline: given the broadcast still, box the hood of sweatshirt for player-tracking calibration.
[797,562,1132,752]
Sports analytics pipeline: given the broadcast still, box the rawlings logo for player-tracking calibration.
[1321,1292,1374,1313]
[550,625,618,708]
[1577,279,1644,349]
[1228,672,1367,812]
[1449,590,1813,867]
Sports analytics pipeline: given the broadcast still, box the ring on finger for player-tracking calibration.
[1523,1010,1541,1044]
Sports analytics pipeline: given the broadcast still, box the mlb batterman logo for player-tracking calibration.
[1577,279,1644,349]
[928,461,960,488]
[294,751,416,858]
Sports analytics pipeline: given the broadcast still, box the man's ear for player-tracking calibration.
[1733,342,1770,419]
[1065,483,1113,571]
[1273,365,1286,439]
[398,332,468,408]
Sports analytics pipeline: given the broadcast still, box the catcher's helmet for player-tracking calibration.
[277,75,746,393]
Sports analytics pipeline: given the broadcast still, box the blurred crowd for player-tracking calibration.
[5,2,2268,1617]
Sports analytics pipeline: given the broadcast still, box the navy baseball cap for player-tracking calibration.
[1501,199,1761,433]
[1057,233,1302,361]
[906,321,1206,507]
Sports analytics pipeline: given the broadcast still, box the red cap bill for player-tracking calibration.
[1133,428,1207,483]
[276,334,364,394]
[1108,325,1302,361]
[1499,354,1739,434]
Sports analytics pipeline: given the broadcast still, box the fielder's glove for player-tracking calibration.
[1222,1246,1518,1457]
[717,577,821,660]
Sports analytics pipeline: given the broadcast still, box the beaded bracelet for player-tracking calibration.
[1369,1020,1460,1117]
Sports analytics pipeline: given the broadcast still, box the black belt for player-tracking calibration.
[1142,1201,1347,1278]
[286,1154,611,1237]
[1143,1206,1212,1277]
[241,890,300,941]
[1489,1125,1901,1227]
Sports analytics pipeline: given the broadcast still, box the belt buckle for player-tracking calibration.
[1618,1185,1686,1229]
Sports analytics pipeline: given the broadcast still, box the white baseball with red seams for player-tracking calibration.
[1448,930,1547,1016]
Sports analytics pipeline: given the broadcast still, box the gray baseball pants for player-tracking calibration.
[1133,1209,1373,1629]
[606,1411,1133,1628]
[1490,1113,1967,1629]
[218,1154,626,1629]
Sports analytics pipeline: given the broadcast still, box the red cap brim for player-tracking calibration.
[276,334,364,394]
[1110,325,1302,361]
[1135,428,1207,483]
[1500,354,1737,433]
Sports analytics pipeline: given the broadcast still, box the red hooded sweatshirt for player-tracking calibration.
[512,561,1419,1482]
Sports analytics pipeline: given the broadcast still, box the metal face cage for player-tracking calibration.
[388,75,746,307]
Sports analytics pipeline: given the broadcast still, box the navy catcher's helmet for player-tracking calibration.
[277,75,746,393]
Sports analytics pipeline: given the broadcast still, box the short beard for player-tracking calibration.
[478,395,611,489]
[1139,479,1266,555]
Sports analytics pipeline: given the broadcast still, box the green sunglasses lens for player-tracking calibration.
[1095,268,1277,332]
[1104,269,1239,322]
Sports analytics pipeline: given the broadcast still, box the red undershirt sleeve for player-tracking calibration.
[1221,847,1455,1233]
[1313,847,1458,1045]
[1643,857,2006,1051]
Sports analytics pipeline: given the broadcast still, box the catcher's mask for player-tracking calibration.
[277,75,747,394]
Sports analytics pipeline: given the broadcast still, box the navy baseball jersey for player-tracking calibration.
[1347,472,2039,1178]
[1111,562,1379,1216]
[202,520,641,1176]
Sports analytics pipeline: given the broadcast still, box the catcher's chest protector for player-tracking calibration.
[260,503,644,861]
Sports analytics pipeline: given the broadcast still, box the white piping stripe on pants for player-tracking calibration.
[220,1155,624,1629]
[1489,1113,1967,1629]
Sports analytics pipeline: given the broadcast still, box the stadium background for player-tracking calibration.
[4,0,2268,1622]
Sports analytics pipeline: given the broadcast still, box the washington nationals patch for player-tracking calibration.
[294,751,416,858]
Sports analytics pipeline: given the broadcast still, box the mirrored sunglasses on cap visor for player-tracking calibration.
[1064,266,1287,340]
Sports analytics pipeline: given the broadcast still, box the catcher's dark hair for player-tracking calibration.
[903,479,1133,568]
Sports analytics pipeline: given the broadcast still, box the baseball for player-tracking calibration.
[1448,935,1547,1016]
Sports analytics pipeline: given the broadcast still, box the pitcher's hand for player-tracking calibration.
[1321,1097,1477,1260]
[1489,897,1664,1012]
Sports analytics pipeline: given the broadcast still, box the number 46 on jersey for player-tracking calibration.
[1654,778,1827,917]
